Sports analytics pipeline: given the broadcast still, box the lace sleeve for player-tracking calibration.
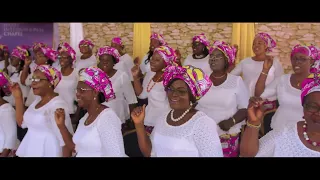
[193,115,223,157]
[122,72,138,104]
[0,107,17,150]
[97,109,126,157]
[236,77,250,109]
[230,60,243,76]
[260,76,281,100]
[255,129,282,157]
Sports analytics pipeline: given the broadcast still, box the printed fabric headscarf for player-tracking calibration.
[192,33,210,50]
[153,45,179,66]
[78,66,115,102]
[39,47,58,62]
[301,68,320,104]
[163,65,212,101]
[210,40,237,65]
[97,46,121,64]
[32,42,47,51]
[35,65,62,89]
[112,37,123,46]
[150,33,167,46]
[57,42,77,63]
[11,46,30,61]
[0,44,9,52]
[79,40,94,49]
[291,44,320,74]
[0,70,12,96]
[254,33,276,52]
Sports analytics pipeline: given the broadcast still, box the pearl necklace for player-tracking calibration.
[303,121,320,147]
[170,106,192,122]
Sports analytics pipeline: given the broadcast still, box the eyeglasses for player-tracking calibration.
[166,87,188,96]
[75,87,93,93]
[30,77,47,82]
[304,103,320,114]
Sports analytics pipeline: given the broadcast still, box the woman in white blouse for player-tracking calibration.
[196,41,249,157]
[131,65,223,157]
[111,37,135,81]
[0,71,17,157]
[97,46,137,128]
[230,32,284,135]
[131,45,178,134]
[74,40,97,71]
[55,67,126,157]
[11,63,74,157]
[255,44,318,131]
[240,70,320,157]
[182,33,211,75]
[54,43,78,129]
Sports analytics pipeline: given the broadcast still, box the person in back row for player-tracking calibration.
[74,40,97,71]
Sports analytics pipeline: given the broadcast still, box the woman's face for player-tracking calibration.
[209,49,227,72]
[75,81,97,108]
[98,54,115,73]
[252,37,267,55]
[59,51,73,68]
[167,79,192,110]
[192,42,205,56]
[150,52,165,72]
[31,70,53,96]
[149,39,161,52]
[10,56,20,67]
[35,51,48,65]
[291,53,314,74]
[303,92,320,129]
[111,43,123,53]
[80,45,91,54]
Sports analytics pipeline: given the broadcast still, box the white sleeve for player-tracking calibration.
[260,76,281,100]
[25,73,33,86]
[193,116,223,157]
[140,54,149,75]
[236,77,250,109]
[48,102,74,147]
[255,129,281,157]
[0,107,17,150]
[97,109,126,157]
[274,58,284,78]
[137,72,151,99]
[122,73,138,104]
[230,61,243,76]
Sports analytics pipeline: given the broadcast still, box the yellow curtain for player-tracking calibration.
[133,23,151,62]
[231,23,255,63]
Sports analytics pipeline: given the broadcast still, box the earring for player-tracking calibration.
[190,101,193,106]
[93,97,96,101]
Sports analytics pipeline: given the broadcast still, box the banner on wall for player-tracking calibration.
[0,23,54,51]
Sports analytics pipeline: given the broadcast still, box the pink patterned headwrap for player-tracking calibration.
[32,42,47,51]
[153,46,178,66]
[254,33,276,52]
[0,70,12,96]
[192,33,210,50]
[301,67,320,104]
[150,33,167,46]
[209,40,237,65]
[78,66,115,102]
[11,47,29,61]
[58,42,77,61]
[290,44,320,62]
[35,65,62,88]
[39,47,58,62]
[0,44,9,52]
[112,37,123,46]
[163,65,212,101]
[79,40,94,49]
[97,46,121,64]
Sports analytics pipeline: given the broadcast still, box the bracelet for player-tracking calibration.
[246,121,261,129]
[261,71,268,76]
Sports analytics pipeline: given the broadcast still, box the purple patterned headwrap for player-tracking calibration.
[112,37,123,46]
[39,47,58,62]
[192,33,210,50]
[32,42,47,51]
[290,44,320,63]
[153,46,178,66]
[254,33,276,52]
[0,70,12,96]
[58,42,77,62]
[11,47,29,61]
[97,46,121,64]
[35,65,62,89]
[163,65,212,101]
[210,40,237,65]
[150,33,167,46]
[79,40,94,49]
[78,66,115,102]
[0,44,9,52]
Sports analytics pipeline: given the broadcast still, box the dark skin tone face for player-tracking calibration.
[111,43,123,54]
[75,81,99,109]
[98,54,115,74]
[209,49,228,72]
[252,37,267,56]
[150,52,166,72]
[59,51,73,69]
[291,53,314,75]
[192,42,205,56]
[80,45,91,54]
[149,39,161,51]
[10,56,21,67]
[31,70,54,96]
[303,92,320,127]
[35,51,48,65]
[167,79,191,111]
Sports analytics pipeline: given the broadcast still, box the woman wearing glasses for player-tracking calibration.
[55,67,126,157]
[11,63,74,157]
[74,40,97,71]
[240,65,320,157]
